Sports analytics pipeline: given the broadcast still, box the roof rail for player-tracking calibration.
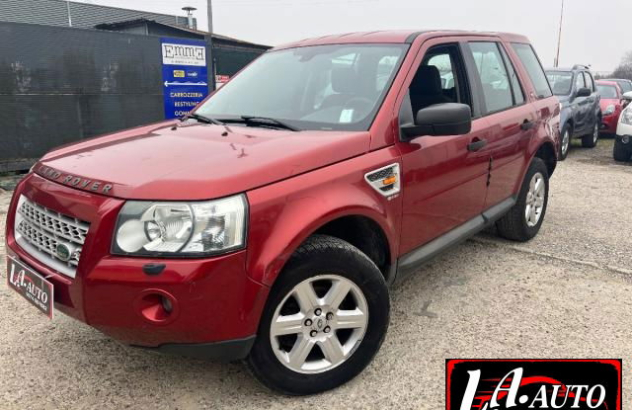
[572,64,590,70]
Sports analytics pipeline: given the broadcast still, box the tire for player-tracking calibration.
[247,235,390,395]
[496,158,549,242]
[613,138,632,162]
[581,122,599,148]
[559,123,571,160]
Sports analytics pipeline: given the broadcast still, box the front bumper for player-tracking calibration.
[601,114,619,134]
[137,335,256,361]
[5,174,269,353]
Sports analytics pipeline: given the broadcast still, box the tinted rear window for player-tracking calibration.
[618,81,632,93]
[511,43,553,99]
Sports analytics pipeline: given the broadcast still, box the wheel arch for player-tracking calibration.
[246,202,398,288]
[534,141,557,177]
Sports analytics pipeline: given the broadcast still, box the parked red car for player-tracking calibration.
[5,30,559,395]
[596,80,624,134]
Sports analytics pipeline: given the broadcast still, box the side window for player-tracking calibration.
[468,42,514,113]
[406,44,472,116]
[583,72,594,91]
[511,43,553,99]
[499,44,525,105]
[575,73,586,90]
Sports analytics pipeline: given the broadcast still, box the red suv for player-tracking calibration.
[5,31,559,395]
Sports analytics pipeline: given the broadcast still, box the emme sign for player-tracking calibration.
[161,38,209,119]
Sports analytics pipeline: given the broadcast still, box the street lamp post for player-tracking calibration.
[554,0,564,68]
[207,0,213,34]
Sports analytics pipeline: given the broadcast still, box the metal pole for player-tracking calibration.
[206,0,215,91]
[554,0,564,67]
[66,0,73,27]
[207,0,213,34]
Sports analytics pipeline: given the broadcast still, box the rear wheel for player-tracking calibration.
[496,158,549,242]
[613,137,632,161]
[581,122,599,148]
[559,124,571,160]
[247,235,390,395]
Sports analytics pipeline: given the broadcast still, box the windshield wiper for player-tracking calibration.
[239,116,300,131]
[183,112,225,126]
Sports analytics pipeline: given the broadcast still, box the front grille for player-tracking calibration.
[14,195,90,278]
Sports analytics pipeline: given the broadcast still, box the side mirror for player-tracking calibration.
[622,91,632,101]
[401,103,472,140]
[576,87,592,98]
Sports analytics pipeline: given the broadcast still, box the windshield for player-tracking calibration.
[195,44,409,131]
[546,71,573,96]
[597,84,618,99]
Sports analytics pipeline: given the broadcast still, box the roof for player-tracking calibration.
[273,30,530,50]
[95,18,270,49]
[596,80,620,87]
[546,67,590,73]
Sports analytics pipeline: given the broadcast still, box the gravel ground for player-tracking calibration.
[1,138,631,409]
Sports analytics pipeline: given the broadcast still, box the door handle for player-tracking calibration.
[467,138,487,152]
[521,119,535,131]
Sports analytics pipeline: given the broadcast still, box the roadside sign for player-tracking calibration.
[161,38,209,119]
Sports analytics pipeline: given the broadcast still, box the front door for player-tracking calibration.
[396,41,490,254]
[573,71,590,133]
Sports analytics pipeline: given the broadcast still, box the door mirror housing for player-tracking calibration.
[576,87,592,98]
[401,103,472,140]
[622,91,632,101]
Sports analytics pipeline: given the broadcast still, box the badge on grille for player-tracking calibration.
[56,243,74,262]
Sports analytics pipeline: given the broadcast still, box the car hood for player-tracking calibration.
[35,121,370,200]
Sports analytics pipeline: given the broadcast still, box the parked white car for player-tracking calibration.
[614,91,632,161]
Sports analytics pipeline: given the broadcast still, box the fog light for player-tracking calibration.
[135,290,178,324]
[622,135,630,144]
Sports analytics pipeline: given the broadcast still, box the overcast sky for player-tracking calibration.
[73,0,631,73]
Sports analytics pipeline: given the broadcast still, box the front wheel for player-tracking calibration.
[247,235,390,395]
[581,122,599,148]
[613,137,632,162]
[496,158,549,242]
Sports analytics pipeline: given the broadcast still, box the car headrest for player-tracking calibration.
[410,65,443,96]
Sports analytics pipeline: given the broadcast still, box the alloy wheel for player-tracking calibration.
[525,172,545,227]
[269,274,369,374]
[561,129,570,157]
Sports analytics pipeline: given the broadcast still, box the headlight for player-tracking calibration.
[622,107,632,125]
[112,194,247,257]
[604,104,615,116]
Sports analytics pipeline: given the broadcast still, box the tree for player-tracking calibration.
[611,50,632,80]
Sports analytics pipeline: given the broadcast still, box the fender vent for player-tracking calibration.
[365,164,401,197]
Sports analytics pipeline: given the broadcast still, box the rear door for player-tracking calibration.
[395,39,491,254]
[462,40,536,209]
